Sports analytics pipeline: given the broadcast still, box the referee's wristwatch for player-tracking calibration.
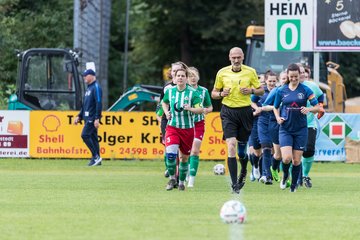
[251,88,254,94]
[219,91,222,97]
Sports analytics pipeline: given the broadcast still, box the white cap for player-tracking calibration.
[86,62,96,73]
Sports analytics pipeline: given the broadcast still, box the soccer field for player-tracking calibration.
[0,159,359,240]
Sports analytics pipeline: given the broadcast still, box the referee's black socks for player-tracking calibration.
[227,157,238,185]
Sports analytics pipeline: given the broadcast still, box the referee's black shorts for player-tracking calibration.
[220,105,254,142]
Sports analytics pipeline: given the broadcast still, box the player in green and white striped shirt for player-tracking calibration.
[162,68,203,191]
[186,67,213,187]
[156,62,187,179]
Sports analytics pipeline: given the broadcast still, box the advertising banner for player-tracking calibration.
[29,111,227,160]
[315,0,360,50]
[1,110,354,161]
[265,0,314,51]
[315,113,360,161]
[0,110,30,158]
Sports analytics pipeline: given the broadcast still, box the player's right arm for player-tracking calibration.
[162,102,171,120]
[162,89,171,120]
[273,87,284,125]
[261,87,277,112]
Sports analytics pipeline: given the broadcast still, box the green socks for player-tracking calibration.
[179,162,188,181]
[163,153,167,168]
[302,156,314,177]
[189,155,199,177]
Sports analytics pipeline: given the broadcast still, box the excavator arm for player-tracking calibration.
[107,85,161,111]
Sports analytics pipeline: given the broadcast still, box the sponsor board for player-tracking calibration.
[29,111,227,160]
[4,111,357,161]
[0,111,30,157]
[315,113,359,161]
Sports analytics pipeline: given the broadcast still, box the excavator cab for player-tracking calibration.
[8,48,84,110]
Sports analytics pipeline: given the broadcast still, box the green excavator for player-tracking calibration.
[8,48,161,112]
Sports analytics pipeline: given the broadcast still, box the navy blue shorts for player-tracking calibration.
[279,126,308,151]
[258,116,272,146]
[249,117,261,149]
[269,119,280,145]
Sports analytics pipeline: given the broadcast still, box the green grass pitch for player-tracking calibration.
[0,159,359,240]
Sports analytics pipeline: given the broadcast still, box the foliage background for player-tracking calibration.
[0,0,359,109]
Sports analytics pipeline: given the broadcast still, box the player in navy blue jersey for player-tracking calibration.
[248,74,265,181]
[247,103,261,181]
[252,71,278,185]
[262,71,288,184]
[273,64,320,192]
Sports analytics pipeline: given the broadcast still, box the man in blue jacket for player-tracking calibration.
[74,69,103,166]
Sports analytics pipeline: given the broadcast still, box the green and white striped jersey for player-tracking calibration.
[163,85,201,129]
[193,85,212,123]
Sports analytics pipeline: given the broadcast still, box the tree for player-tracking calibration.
[2,0,359,109]
[108,0,264,106]
[0,0,73,86]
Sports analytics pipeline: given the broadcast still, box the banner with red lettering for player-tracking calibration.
[29,111,227,160]
[0,110,30,157]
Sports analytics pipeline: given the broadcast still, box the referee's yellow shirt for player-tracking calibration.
[214,65,260,108]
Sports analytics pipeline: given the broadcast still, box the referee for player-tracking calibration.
[211,47,263,194]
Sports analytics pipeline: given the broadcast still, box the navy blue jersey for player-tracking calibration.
[274,83,317,132]
[251,86,271,121]
[263,87,281,144]
[79,81,102,122]
[250,96,261,122]
[263,87,279,122]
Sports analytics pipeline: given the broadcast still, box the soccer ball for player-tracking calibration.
[213,163,225,175]
[220,200,246,224]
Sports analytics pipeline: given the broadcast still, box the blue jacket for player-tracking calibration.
[78,81,102,122]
